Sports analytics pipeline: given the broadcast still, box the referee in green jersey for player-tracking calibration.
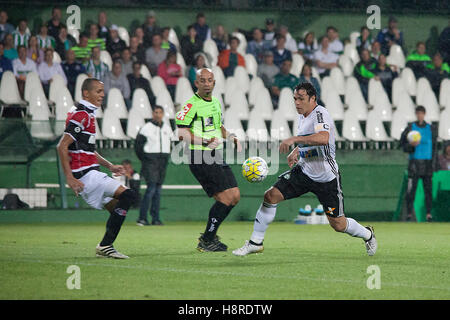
[176,68,242,252]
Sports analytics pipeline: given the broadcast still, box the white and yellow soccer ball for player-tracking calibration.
[407,130,421,144]
[242,157,268,183]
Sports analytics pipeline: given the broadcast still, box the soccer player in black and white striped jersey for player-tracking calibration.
[233,82,377,256]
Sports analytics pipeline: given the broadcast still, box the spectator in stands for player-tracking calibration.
[188,53,207,90]
[298,62,321,102]
[212,24,228,53]
[62,49,86,97]
[12,19,30,48]
[247,28,271,64]
[325,26,344,55]
[112,159,141,208]
[3,33,17,60]
[0,10,15,42]
[438,143,450,171]
[353,48,378,102]
[47,7,64,40]
[106,24,126,60]
[104,59,131,109]
[438,24,450,63]
[374,53,398,102]
[71,33,91,63]
[406,42,432,78]
[27,36,44,65]
[37,24,56,49]
[0,42,13,78]
[376,16,404,55]
[142,10,160,48]
[271,59,298,107]
[180,25,202,67]
[120,48,133,76]
[271,33,292,68]
[145,33,168,76]
[193,12,211,44]
[158,50,182,100]
[298,32,318,63]
[313,36,338,78]
[161,27,177,52]
[263,18,276,41]
[356,26,373,52]
[218,36,245,77]
[424,52,449,98]
[87,23,106,51]
[134,27,147,48]
[371,41,381,60]
[12,45,37,98]
[85,46,109,82]
[257,50,279,88]
[38,47,67,97]
[127,61,156,107]
[276,25,297,53]
[97,11,110,42]
[129,36,146,64]
[54,26,76,61]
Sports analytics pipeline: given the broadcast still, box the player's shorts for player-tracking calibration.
[189,160,238,198]
[78,170,123,210]
[273,165,344,218]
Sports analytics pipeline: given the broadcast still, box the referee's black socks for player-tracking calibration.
[203,201,234,241]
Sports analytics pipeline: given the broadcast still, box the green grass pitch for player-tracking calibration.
[0,221,449,299]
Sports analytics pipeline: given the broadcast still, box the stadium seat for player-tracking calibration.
[270,110,292,140]
[168,28,180,50]
[150,76,169,97]
[416,77,433,105]
[176,52,187,76]
[106,88,128,119]
[156,89,175,120]
[228,90,250,120]
[233,66,250,93]
[100,50,112,70]
[67,28,79,43]
[349,31,360,47]
[49,73,67,104]
[203,39,219,66]
[344,76,366,108]
[386,44,405,69]
[224,109,246,141]
[368,77,386,106]
[246,110,269,142]
[24,72,44,103]
[320,76,333,104]
[248,76,265,106]
[231,31,247,56]
[131,88,153,119]
[439,78,450,108]
[252,88,273,120]
[118,26,130,46]
[323,87,345,121]
[366,110,393,142]
[140,64,152,82]
[392,77,406,107]
[126,107,145,139]
[224,76,239,105]
[391,109,408,140]
[74,73,88,102]
[212,65,226,95]
[438,109,450,140]
[175,77,194,106]
[278,87,297,121]
[342,110,367,142]
[52,51,62,64]
[338,55,354,77]
[401,67,417,96]
[212,87,225,115]
[330,67,345,95]
[29,89,55,140]
[244,53,258,77]
[372,93,392,121]
[102,107,129,143]
[343,43,360,65]
[95,118,106,147]
[396,91,416,122]
[422,90,441,122]
[54,86,74,135]
[290,53,305,77]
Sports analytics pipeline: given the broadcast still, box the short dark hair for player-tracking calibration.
[415,105,426,113]
[327,26,338,33]
[132,61,141,69]
[153,105,164,111]
[81,78,102,96]
[229,36,240,44]
[196,12,205,19]
[187,24,195,31]
[122,159,132,165]
[295,82,317,101]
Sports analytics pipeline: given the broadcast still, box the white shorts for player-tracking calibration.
[79,170,123,210]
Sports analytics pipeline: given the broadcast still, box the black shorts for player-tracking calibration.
[189,151,238,197]
[273,165,344,218]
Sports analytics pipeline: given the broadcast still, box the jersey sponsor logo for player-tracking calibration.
[326,207,336,214]
[299,148,319,159]
[316,111,324,123]
[314,123,330,133]
[176,103,193,121]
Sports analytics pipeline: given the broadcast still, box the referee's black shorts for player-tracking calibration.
[188,150,238,198]
[273,165,345,218]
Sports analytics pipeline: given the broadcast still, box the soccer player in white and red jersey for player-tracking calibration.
[233,82,377,257]
[57,78,137,259]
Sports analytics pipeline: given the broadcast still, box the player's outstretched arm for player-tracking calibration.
[280,131,329,153]
[95,152,125,176]
[221,125,242,152]
[178,127,221,149]
[56,134,85,196]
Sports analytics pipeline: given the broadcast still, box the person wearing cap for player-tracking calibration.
[107,24,127,60]
[142,10,160,47]
[257,50,279,88]
[246,28,271,64]
[263,18,276,41]
[376,16,404,55]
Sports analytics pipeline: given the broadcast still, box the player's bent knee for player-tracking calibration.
[329,218,347,232]
[231,188,240,205]
[264,188,282,205]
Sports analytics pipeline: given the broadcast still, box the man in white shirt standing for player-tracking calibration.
[135,105,174,226]
[233,82,377,257]
[313,36,339,78]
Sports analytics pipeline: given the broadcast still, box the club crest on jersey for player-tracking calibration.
[176,103,192,121]
[74,126,81,133]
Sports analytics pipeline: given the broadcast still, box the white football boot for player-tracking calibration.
[96,244,129,259]
[232,240,264,256]
[364,226,377,256]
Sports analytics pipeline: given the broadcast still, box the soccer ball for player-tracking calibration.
[242,157,268,183]
[407,130,421,143]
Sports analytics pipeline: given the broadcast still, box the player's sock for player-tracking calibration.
[202,201,234,241]
[250,202,277,244]
[100,189,136,246]
[344,217,372,241]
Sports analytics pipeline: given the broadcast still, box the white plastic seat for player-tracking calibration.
[438,109,450,140]
[168,28,180,50]
[29,89,54,140]
[231,31,247,56]
[244,53,258,77]
[52,51,62,64]
[422,90,441,122]
[228,90,249,120]
[279,87,297,121]
[150,76,168,97]
[156,89,175,120]
[203,39,219,66]
[175,77,194,106]
[391,109,408,140]
[247,110,269,142]
[95,118,105,141]
[102,108,129,141]
[212,65,226,95]
[290,53,305,77]
[366,110,392,141]
[323,88,345,121]
[233,66,250,93]
[349,32,360,47]
[118,26,130,46]
[270,110,292,140]
[140,64,152,82]
[100,50,112,70]
[344,77,366,110]
[67,28,79,43]
[343,43,360,65]
[224,109,246,141]
[330,67,345,95]
[224,76,239,105]
[396,91,416,122]
[338,55,354,77]
[74,73,88,102]
[49,73,67,103]
[176,52,187,76]
[392,77,406,107]
[342,110,367,141]
[54,87,74,135]
[248,76,265,106]
[24,72,44,103]
[416,77,433,106]
[131,88,152,119]
[252,88,273,120]
[212,88,225,115]
[106,88,128,119]
[439,78,450,108]
[372,93,392,121]
[126,107,145,139]
[386,44,405,69]
[401,67,417,96]
[320,76,334,104]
